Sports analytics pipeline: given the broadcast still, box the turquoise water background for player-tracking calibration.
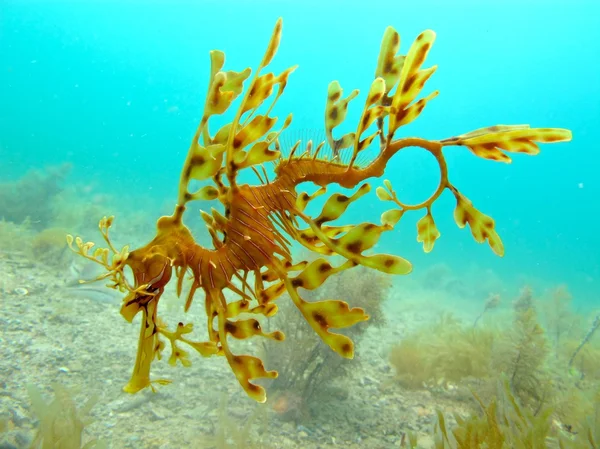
[1,0,598,306]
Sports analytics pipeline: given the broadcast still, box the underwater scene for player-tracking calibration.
[1,0,599,448]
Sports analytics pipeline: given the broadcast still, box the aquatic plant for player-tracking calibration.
[0,163,71,230]
[196,394,271,449]
[27,383,105,449]
[30,227,72,266]
[473,293,501,327]
[67,18,572,402]
[401,379,556,449]
[569,312,600,369]
[263,266,390,420]
[0,218,33,254]
[541,286,580,359]
[392,286,600,441]
[401,382,600,449]
[492,287,551,412]
[390,312,497,389]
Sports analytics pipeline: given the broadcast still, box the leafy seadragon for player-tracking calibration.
[67,19,572,403]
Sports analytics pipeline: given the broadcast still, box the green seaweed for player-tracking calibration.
[0,164,71,230]
[392,285,600,444]
[493,287,551,411]
[196,394,271,449]
[401,382,600,449]
[26,383,105,449]
[390,312,497,389]
[436,379,554,449]
[263,265,391,420]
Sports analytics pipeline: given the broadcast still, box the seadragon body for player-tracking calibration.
[68,19,572,403]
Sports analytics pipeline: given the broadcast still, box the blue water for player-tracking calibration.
[1,0,599,306]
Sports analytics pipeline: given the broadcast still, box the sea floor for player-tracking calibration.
[0,248,478,449]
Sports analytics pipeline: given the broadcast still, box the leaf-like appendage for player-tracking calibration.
[441,125,573,163]
[362,253,412,275]
[285,274,369,359]
[376,186,393,201]
[349,77,388,167]
[335,222,390,255]
[375,27,405,94]
[229,354,278,403]
[225,318,283,341]
[366,77,386,107]
[291,258,352,291]
[209,50,225,80]
[453,192,504,256]
[388,30,438,137]
[188,143,226,180]
[205,72,235,116]
[222,68,252,97]
[325,81,359,156]
[295,187,326,212]
[381,209,404,227]
[190,186,219,201]
[234,115,278,151]
[416,211,440,253]
[313,183,370,225]
[261,18,283,68]
[301,299,368,358]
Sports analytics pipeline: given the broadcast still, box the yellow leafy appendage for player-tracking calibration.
[67,19,571,402]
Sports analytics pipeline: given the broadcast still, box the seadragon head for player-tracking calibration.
[67,18,572,402]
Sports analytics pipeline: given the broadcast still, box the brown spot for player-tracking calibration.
[329,91,341,102]
[361,113,370,128]
[183,164,192,180]
[312,311,327,328]
[346,241,362,254]
[329,107,339,120]
[225,321,237,334]
[364,223,376,231]
[291,278,304,288]
[384,59,393,73]
[248,384,261,393]
[402,75,415,94]
[233,135,243,148]
[315,217,329,227]
[252,320,261,330]
[392,32,399,46]
[414,44,430,67]
[384,258,395,268]
[337,195,349,203]
[231,355,242,365]
[318,262,332,273]
[341,342,352,354]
